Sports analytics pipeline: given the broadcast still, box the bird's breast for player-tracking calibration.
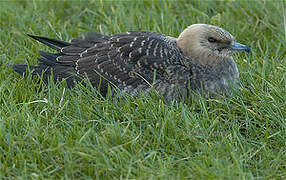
[190,59,240,96]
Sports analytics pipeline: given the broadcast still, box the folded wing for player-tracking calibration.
[13,31,186,95]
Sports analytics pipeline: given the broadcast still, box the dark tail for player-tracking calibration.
[12,63,80,88]
[12,34,79,87]
[27,34,71,51]
[12,64,28,75]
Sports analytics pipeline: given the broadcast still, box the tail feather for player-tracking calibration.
[39,51,60,60]
[38,50,61,65]
[13,64,28,75]
[13,34,83,88]
[37,57,57,66]
[13,64,80,88]
[27,34,71,51]
[13,64,48,76]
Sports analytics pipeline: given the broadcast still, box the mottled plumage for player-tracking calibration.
[13,24,251,100]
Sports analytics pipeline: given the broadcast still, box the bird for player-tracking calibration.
[12,24,251,100]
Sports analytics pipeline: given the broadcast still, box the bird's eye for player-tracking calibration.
[208,37,217,43]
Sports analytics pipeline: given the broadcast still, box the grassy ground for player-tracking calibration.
[0,0,285,179]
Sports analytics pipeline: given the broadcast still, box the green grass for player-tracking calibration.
[0,0,286,179]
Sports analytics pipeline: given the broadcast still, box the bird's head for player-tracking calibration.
[176,24,251,66]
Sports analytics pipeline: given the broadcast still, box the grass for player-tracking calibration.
[0,0,286,179]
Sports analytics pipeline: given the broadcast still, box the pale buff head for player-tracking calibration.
[176,24,251,66]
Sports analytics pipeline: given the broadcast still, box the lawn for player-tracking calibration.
[0,0,285,179]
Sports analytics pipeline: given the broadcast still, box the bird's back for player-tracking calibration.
[13,31,190,97]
